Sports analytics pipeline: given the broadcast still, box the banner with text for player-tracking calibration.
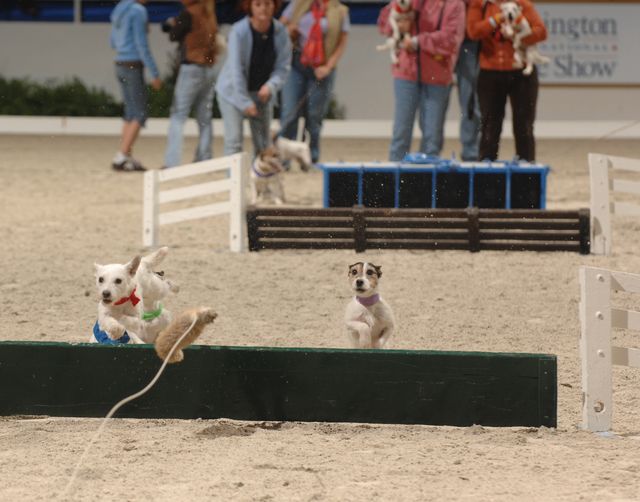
[536,3,640,84]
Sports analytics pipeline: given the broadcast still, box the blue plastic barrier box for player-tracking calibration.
[318,154,550,209]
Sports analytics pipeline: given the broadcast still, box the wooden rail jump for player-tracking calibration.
[247,206,590,254]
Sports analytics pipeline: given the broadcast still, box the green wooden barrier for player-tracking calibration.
[0,342,557,427]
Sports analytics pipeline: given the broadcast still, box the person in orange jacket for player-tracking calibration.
[467,0,547,161]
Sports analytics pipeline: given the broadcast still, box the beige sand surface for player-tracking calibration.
[1,134,640,501]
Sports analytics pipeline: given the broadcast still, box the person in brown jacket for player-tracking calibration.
[163,0,220,168]
[467,0,547,161]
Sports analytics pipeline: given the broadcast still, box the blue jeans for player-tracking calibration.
[218,92,272,158]
[164,64,218,168]
[454,39,481,161]
[115,63,147,126]
[279,52,336,164]
[389,78,451,161]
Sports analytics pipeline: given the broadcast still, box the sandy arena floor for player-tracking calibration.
[1,134,640,501]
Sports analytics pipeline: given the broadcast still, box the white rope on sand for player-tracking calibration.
[58,317,198,499]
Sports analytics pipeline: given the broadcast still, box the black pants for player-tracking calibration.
[477,68,539,162]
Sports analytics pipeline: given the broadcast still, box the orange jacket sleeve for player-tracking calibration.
[466,0,494,41]
[520,0,547,46]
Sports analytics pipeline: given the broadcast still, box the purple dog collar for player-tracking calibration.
[356,294,380,306]
[252,158,276,178]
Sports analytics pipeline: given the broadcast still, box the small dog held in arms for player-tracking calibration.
[91,248,178,344]
[499,0,549,75]
[251,145,287,205]
[376,0,414,64]
[344,262,396,349]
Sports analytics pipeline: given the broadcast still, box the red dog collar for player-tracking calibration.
[114,287,141,306]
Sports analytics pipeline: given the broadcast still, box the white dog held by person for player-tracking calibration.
[344,262,396,349]
[376,0,414,65]
[497,0,549,75]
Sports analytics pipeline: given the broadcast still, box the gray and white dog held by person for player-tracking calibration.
[345,262,396,349]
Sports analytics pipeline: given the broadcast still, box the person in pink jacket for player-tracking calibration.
[378,0,465,161]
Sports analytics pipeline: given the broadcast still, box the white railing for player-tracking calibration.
[143,153,248,252]
[580,266,640,432]
[589,153,640,255]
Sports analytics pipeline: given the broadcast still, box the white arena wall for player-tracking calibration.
[1,21,640,123]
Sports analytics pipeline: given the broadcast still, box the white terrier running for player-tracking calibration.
[91,248,178,344]
[92,255,145,344]
[344,262,396,349]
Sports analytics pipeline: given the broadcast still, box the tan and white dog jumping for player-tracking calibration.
[345,262,396,349]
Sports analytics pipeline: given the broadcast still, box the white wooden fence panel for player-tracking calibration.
[580,267,613,432]
[142,153,248,251]
[612,201,640,217]
[611,346,640,368]
[606,154,640,174]
[159,202,231,226]
[228,154,248,253]
[581,266,640,432]
[611,308,640,331]
[159,179,232,204]
[611,178,640,196]
[589,153,612,255]
[143,170,160,248]
[611,270,640,294]
[158,157,237,182]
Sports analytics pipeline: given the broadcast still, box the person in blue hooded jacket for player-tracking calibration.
[110,0,162,172]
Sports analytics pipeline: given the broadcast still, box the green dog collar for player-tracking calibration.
[142,304,163,321]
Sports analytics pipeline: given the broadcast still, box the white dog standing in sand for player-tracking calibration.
[344,262,396,349]
[274,135,313,171]
[251,146,287,205]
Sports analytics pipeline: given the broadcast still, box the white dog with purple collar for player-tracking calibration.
[345,262,396,349]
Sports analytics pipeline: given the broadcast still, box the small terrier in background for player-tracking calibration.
[251,146,286,205]
[344,262,396,349]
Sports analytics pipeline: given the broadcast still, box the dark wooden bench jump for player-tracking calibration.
[247,206,590,254]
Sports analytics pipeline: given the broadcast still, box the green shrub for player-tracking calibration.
[0,56,346,119]
[0,76,122,116]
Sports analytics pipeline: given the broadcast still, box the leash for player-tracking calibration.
[58,316,198,499]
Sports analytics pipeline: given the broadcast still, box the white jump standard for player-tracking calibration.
[580,266,640,432]
[143,153,249,252]
[589,153,640,255]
